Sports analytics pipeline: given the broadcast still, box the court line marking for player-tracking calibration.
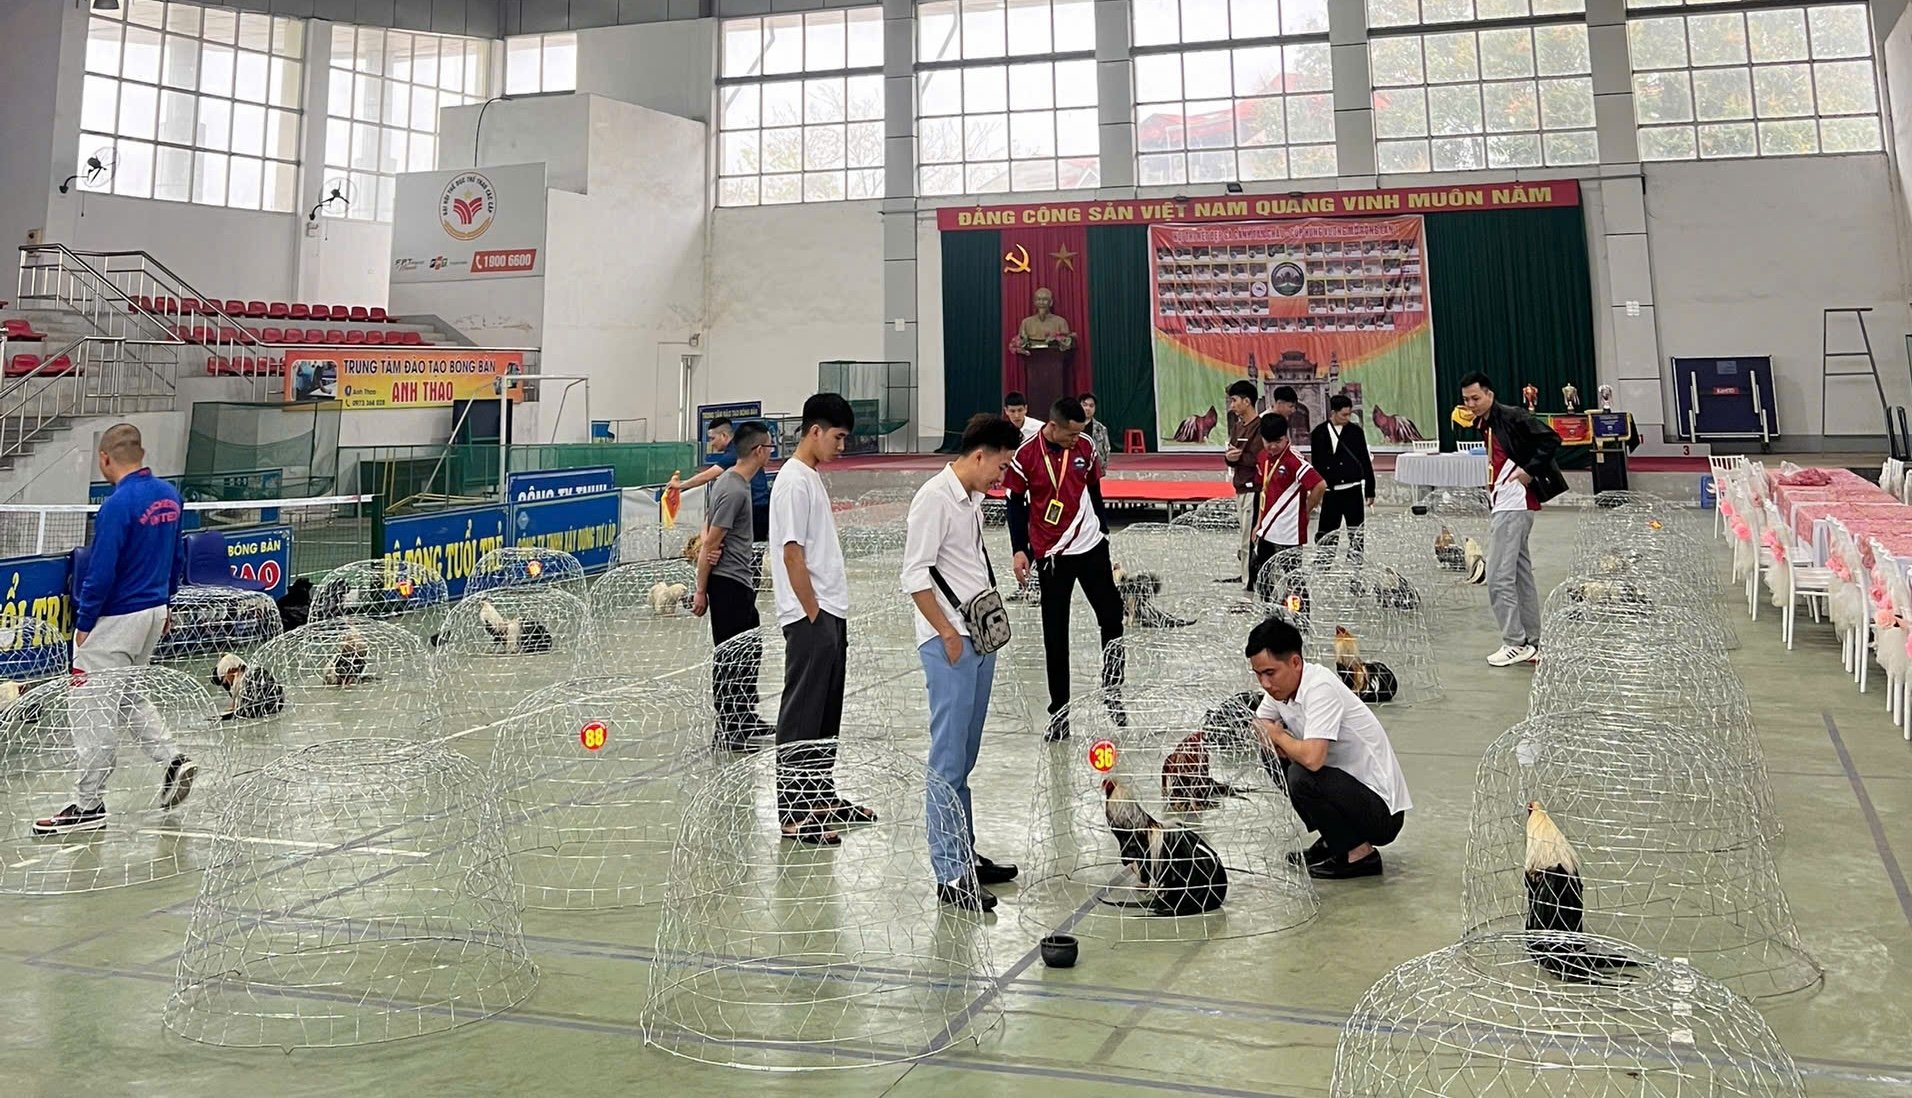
[1822,710,1912,928]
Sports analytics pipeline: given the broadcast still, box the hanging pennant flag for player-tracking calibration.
[657,475,683,529]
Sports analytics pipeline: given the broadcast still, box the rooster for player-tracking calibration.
[1333,626,1397,703]
[1463,537,1486,584]
[1369,404,1424,444]
[1525,801,1640,984]
[1173,405,1219,444]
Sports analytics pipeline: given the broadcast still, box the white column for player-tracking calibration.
[881,0,918,438]
[1096,0,1135,192]
[1329,0,1376,180]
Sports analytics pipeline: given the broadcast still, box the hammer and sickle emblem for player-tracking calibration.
[1002,244,1031,274]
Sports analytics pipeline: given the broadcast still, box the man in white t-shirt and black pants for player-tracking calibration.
[1245,617,1411,880]
[1458,372,1566,667]
[901,413,1026,912]
[769,392,871,846]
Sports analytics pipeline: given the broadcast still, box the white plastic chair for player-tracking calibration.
[1827,521,1869,688]
[1709,454,1743,537]
[1758,496,1832,649]
[1874,545,1912,739]
[1457,441,1486,455]
[1408,440,1438,454]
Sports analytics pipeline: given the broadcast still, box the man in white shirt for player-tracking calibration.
[1245,617,1410,880]
[769,392,868,846]
[1004,391,1042,446]
[901,413,1025,913]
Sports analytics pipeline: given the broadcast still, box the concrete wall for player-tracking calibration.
[575,18,716,123]
[63,195,301,303]
[0,0,66,254]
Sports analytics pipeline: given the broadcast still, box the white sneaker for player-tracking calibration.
[1487,644,1537,667]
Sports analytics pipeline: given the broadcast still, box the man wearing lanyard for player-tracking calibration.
[1310,394,1376,550]
[1458,372,1566,667]
[1222,380,1264,588]
[1005,397,1125,741]
[1247,412,1326,595]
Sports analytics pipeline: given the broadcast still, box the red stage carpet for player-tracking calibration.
[813,450,1712,475]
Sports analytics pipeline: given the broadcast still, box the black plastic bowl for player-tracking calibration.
[1039,933,1079,968]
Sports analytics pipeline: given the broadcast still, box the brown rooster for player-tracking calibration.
[1174,405,1219,444]
[1369,405,1425,444]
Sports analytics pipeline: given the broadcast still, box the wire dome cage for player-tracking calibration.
[1112,632,1254,697]
[155,585,286,675]
[587,557,711,673]
[465,545,589,598]
[1022,684,1319,944]
[1108,523,1230,630]
[431,587,595,742]
[1168,496,1241,532]
[1367,512,1490,612]
[1568,522,1721,601]
[163,738,538,1049]
[1541,581,1740,652]
[1269,557,1440,706]
[707,618,903,747]
[498,677,716,910]
[642,738,1001,1071]
[1422,486,1494,516]
[310,558,451,640]
[0,665,225,895]
[228,616,439,762]
[0,614,74,690]
[1330,932,1807,1098]
[1462,714,1821,1001]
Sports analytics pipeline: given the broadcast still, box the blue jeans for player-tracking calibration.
[920,635,997,885]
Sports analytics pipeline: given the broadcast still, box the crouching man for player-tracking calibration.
[1244,617,1410,880]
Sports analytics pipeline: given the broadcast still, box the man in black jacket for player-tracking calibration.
[1459,372,1567,667]
[1310,394,1376,549]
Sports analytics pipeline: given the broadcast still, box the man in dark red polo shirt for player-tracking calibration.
[1005,397,1125,741]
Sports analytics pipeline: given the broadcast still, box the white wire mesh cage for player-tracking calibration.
[1462,715,1820,1001]
[1330,932,1807,1098]
[155,585,286,675]
[1367,512,1490,611]
[465,545,589,597]
[642,738,1001,1071]
[1569,519,1721,601]
[0,665,225,894]
[1541,580,1741,652]
[430,588,595,742]
[587,557,712,674]
[499,677,716,909]
[1022,684,1319,944]
[224,616,440,767]
[309,557,451,640]
[1268,557,1440,706]
[1108,523,1227,630]
[163,738,538,1049]
[1168,496,1240,533]
[706,619,902,750]
[0,614,75,690]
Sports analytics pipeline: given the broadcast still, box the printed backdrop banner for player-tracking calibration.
[390,163,548,283]
[1151,217,1436,452]
[283,349,524,408]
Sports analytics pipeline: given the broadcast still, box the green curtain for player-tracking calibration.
[1085,225,1158,450]
[940,229,1003,448]
[1424,206,1598,449]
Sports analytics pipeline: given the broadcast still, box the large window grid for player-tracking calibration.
[1368,0,1586,28]
[81,0,304,213]
[1370,20,1598,172]
[916,0,1099,196]
[1133,0,1329,45]
[1134,42,1336,186]
[323,26,493,222]
[504,32,577,95]
[718,10,884,207]
[1628,2,1881,160]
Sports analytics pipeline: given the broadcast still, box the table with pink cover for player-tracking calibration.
[1799,502,1912,564]
[1774,483,1895,535]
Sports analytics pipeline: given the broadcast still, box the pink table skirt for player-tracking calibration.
[1775,484,1895,531]
[1794,500,1912,543]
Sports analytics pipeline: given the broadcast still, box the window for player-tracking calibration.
[1370,22,1597,172]
[79,0,304,212]
[1368,0,1585,28]
[1133,0,1329,46]
[1629,3,1880,160]
[324,26,494,221]
[717,10,884,207]
[504,32,577,95]
[1135,45,1336,184]
[916,0,1098,196]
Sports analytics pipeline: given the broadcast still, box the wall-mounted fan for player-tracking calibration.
[308,177,357,221]
[59,146,119,194]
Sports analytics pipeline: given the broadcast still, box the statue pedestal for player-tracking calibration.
[1023,345,1070,418]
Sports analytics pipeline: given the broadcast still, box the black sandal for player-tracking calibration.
[780,814,841,846]
[818,801,878,826]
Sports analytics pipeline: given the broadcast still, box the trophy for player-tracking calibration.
[1598,384,1614,412]
[1521,384,1538,412]
[1561,382,1580,413]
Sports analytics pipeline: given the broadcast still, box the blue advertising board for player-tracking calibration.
[506,466,618,504]
[0,555,78,678]
[379,504,510,600]
[697,401,779,464]
[222,525,293,598]
[512,492,620,574]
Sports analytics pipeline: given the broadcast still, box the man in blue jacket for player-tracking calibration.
[33,424,193,835]
[669,416,773,540]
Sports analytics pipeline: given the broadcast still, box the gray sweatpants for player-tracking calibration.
[1487,509,1540,648]
[72,605,173,810]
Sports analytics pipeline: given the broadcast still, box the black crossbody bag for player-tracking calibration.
[928,508,1011,655]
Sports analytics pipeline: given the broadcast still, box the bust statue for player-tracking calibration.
[1011,287,1074,355]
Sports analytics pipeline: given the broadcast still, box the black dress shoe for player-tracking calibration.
[1284,838,1332,868]
[937,877,998,912]
[1044,715,1071,742]
[975,855,1018,886]
[1308,850,1383,880]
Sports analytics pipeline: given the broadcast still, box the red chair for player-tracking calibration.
[179,297,201,314]
[289,304,310,321]
[45,354,74,376]
[1122,429,1145,454]
[349,306,370,322]
[133,295,155,312]
[324,329,346,345]
[400,330,423,346]
[157,297,179,314]
[364,330,385,346]
[306,304,328,320]
[207,355,231,375]
[260,327,283,342]
[244,300,267,318]
[267,301,290,320]
[345,330,366,345]
[222,299,243,315]
[304,328,327,343]
[328,305,350,321]
[5,354,40,377]
[368,306,390,322]
[218,326,241,344]
[3,319,45,341]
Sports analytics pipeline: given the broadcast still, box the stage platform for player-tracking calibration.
[817,449,1714,476]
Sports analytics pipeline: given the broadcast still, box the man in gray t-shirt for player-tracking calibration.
[692,420,775,749]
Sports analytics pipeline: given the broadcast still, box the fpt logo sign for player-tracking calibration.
[438,172,497,242]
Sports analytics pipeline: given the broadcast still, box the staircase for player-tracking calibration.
[4,245,187,475]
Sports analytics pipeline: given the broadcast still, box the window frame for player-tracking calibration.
[503,31,578,96]
[717,9,887,207]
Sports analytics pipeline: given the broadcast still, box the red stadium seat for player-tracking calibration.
[289,304,310,321]
[328,305,350,321]
[179,297,200,314]
[349,306,369,322]
[398,330,422,346]
[304,328,327,343]
[267,301,290,319]
[133,295,155,312]
[207,355,233,375]
[5,354,39,377]
[324,329,346,345]
[364,330,385,346]
[222,299,244,315]
[345,330,366,344]
[368,306,390,322]
[260,327,283,342]
[3,319,45,341]
[219,326,241,344]
[158,297,180,314]
[306,304,328,320]
[243,300,266,317]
